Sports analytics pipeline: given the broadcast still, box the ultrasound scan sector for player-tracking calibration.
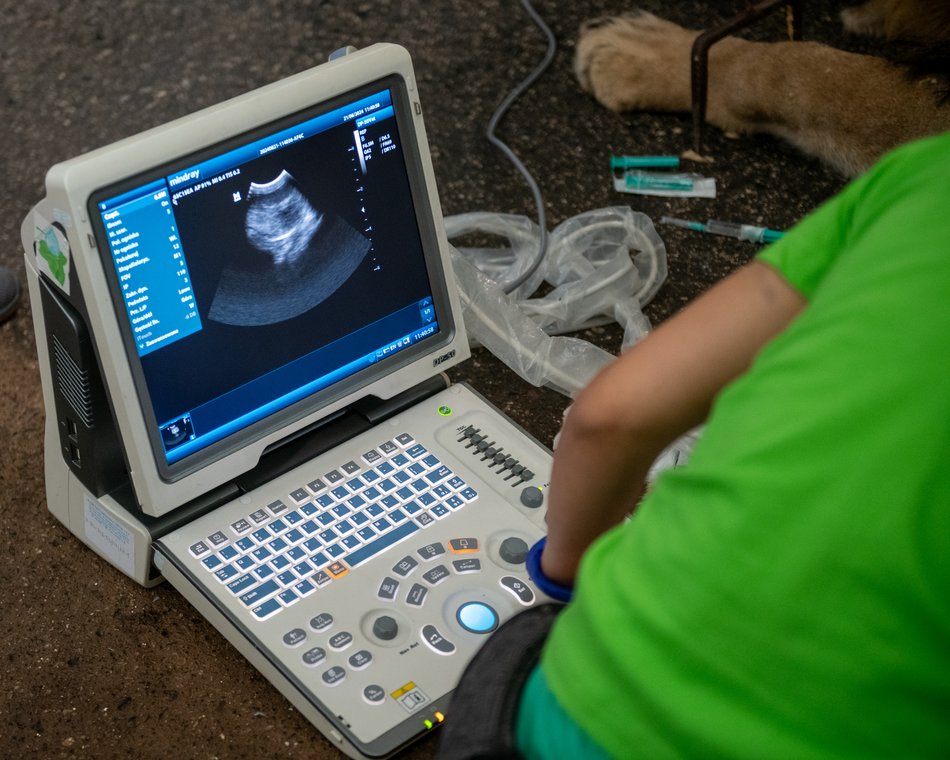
[208,169,370,327]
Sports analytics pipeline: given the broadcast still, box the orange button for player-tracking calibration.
[449,537,478,553]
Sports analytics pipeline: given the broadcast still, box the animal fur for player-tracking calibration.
[575,0,950,176]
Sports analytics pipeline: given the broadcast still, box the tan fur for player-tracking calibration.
[575,1,950,176]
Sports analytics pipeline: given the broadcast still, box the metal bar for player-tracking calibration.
[690,1,803,156]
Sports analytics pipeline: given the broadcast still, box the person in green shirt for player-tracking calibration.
[514,131,950,758]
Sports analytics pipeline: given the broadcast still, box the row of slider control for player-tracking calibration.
[458,426,535,485]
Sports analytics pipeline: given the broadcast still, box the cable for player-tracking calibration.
[486,0,557,294]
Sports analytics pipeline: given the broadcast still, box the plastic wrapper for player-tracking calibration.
[446,206,668,396]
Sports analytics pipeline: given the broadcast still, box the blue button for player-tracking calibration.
[457,602,498,634]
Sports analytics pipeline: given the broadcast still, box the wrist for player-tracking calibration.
[526,537,574,603]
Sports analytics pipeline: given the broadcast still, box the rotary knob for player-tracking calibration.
[372,615,399,641]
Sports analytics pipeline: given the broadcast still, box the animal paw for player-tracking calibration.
[575,12,696,113]
[840,1,888,37]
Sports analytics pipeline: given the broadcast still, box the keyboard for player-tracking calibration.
[186,432,480,622]
[154,384,552,758]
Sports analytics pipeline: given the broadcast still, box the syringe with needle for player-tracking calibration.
[661,216,785,244]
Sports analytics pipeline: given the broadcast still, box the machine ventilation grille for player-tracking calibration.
[52,335,94,427]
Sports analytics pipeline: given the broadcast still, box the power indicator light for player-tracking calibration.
[437,405,452,416]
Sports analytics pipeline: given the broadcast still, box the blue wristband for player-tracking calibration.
[526,537,574,603]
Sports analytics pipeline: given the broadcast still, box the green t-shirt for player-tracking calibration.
[540,132,950,758]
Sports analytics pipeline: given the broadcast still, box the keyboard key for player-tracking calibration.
[328,631,353,650]
[227,573,257,595]
[393,555,418,576]
[251,598,281,620]
[345,521,420,568]
[418,542,445,561]
[190,540,211,558]
[406,583,428,607]
[322,665,346,686]
[422,564,450,586]
[302,646,327,666]
[294,579,316,597]
[252,528,272,543]
[239,579,279,607]
[214,564,239,582]
[357,527,376,541]
[406,443,428,459]
[453,558,481,574]
[230,518,252,535]
[208,531,228,547]
[267,500,288,515]
[378,577,399,600]
[450,538,478,553]
[348,650,373,670]
[309,612,333,631]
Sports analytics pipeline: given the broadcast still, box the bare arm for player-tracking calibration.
[541,260,806,585]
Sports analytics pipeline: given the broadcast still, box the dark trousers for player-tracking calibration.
[437,603,565,760]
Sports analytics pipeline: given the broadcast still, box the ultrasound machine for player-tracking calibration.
[21,44,553,758]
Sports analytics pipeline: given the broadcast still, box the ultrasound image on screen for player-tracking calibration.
[135,88,435,445]
[208,169,370,327]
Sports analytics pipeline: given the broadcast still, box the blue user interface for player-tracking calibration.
[96,86,440,466]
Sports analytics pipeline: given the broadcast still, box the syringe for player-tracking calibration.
[661,216,785,244]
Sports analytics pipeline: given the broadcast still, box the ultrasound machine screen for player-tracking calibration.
[88,79,446,478]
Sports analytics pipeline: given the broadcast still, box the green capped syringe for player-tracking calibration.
[661,216,785,244]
